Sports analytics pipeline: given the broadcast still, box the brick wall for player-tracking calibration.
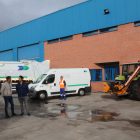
[44,23,140,91]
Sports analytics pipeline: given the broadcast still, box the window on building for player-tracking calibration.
[60,36,73,42]
[48,39,59,44]
[134,21,140,27]
[100,26,118,33]
[83,30,98,37]
[90,69,102,82]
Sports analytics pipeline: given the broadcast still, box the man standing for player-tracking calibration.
[1,76,17,118]
[16,76,30,116]
[59,76,66,100]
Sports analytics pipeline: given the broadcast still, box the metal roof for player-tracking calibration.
[0,0,140,52]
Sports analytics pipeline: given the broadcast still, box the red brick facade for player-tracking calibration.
[44,23,140,91]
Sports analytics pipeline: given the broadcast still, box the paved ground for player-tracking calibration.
[0,92,140,140]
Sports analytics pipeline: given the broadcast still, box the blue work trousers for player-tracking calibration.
[60,89,66,99]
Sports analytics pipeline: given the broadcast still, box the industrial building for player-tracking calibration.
[0,0,140,90]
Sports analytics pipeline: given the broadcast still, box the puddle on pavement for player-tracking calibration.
[92,110,119,117]
[1,99,140,128]
[87,110,120,122]
[2,98,138,128]
[88,109,140,127]
[28,101,140,127]
[57,104,80,111]
[57,103,66,107]
[31,102,82,119]
[56,103,82,118]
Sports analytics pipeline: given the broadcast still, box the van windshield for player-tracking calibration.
[35,74,46,83]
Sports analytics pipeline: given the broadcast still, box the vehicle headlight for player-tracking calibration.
[31,85,37,89]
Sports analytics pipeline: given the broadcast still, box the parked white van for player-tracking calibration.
[28,68,91,100]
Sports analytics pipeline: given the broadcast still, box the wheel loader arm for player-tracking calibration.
[103,61,140,95]
[103,65,140,96]
[124,66,140,87]
[110,65,140,96]
[115,66,140,93]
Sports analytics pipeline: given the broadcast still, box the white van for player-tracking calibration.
[28,68,91,100]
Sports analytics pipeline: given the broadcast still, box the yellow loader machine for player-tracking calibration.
[103,61,140,100]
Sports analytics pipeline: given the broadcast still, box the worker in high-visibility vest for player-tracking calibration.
[59,76,66,100]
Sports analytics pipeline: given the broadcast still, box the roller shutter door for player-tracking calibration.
[18,44,40,61]
[0,50,13,61]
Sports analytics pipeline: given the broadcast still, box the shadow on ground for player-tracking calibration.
[101,93,139,102]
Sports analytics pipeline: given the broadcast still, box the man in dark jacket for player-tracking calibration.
[16,76,30,116]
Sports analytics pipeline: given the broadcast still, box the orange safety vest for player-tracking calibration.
[59,80,65,89]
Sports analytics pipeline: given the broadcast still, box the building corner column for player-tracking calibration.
[13,48,18,61]
[39,41,44,62]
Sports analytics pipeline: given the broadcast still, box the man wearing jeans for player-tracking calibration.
[1,76,17,118]
[16,76,30,116]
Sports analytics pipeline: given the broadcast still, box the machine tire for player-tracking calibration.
[37,91,47,100]
[78,89,85,96]
[131,80,140,101]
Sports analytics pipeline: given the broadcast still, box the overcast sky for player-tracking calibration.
[0,0,87,32]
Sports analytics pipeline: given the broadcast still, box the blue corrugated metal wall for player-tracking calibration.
[0,50,13,61]
[0,0,140,61]
[18,44,40,61]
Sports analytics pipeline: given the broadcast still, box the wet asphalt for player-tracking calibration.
[0,92,140,140]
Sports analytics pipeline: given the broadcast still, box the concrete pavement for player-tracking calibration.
[0,92,140,140]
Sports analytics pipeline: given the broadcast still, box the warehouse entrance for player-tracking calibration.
[0,50,13,61]
[18,43,40,62]
[104,62,120,80]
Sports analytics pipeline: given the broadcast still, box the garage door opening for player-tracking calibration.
[18,44,40,62]
[0,50,13,61]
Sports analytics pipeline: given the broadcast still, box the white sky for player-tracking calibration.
[0,0,87,32]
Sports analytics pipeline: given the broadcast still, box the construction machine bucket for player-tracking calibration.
[103,81,111,93]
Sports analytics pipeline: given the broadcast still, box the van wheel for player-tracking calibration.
[37,91,47,100]
[78,89,85,96]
